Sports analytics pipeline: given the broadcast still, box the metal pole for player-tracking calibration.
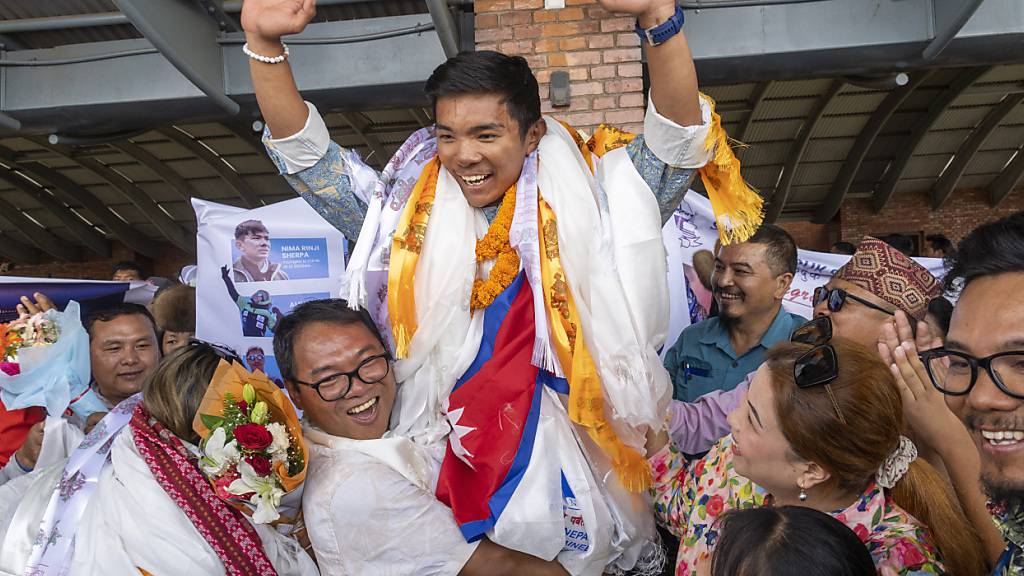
[922,0,985,61]
[0,0,439,35]
[426,0,460,58]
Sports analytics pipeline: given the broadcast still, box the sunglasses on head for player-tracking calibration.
[187,338,245,365]
[789,318,846,424]
[813,286,895,317]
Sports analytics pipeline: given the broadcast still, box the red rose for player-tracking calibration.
[234,423,272,451]
[705,494,725,517]
[236,400,248,414]
[0,362,19,376]
[246,454,273,477]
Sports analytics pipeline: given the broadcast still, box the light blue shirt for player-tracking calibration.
[663,307,807,402]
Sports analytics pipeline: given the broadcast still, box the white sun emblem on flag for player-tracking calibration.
[446,406,477,469]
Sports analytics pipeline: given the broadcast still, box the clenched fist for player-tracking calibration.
[241,0,317,43]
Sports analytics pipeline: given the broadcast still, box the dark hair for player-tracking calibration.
[746,223,798,276]
[945,211,1024,291]
[925,234,954,257]
[830,241,857,255]
[112,260,144,277]
[272,299,387,383]
[882,233,914,257]
[711,506,875,576]
[926,297,954,337]
[424,51,541,139]
[85,302,158,338]
[234,219,269,240]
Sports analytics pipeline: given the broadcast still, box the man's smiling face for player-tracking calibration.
[434,92,545,208]
[284,321,396,440]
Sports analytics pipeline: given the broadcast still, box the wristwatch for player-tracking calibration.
[635,5,686,46]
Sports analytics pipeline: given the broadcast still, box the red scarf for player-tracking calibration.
[131,404,277,575]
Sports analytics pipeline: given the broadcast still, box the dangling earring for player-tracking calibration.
[798,483,808,502]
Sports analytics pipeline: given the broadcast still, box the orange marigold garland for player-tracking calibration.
[470,186,520,310]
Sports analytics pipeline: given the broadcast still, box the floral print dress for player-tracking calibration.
[650,435,946,576]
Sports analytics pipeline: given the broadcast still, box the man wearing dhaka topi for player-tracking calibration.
[243,0,761,573]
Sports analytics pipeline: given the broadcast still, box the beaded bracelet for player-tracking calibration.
[242,42,290,64]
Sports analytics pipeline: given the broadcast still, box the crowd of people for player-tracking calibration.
[0,0,1022,574]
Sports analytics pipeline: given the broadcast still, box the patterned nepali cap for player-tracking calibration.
[833,237,940,320]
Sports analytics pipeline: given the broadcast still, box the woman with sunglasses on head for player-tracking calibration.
[0,341,318,576]
[648,337,989,576]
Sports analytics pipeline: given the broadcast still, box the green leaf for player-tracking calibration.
[200,414,225,430]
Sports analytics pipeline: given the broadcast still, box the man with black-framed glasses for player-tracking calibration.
[272,299,568,576]
[924,211,1024,574]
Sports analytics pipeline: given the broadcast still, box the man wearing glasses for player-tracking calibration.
[272,299,568,576]
[915,211,1024,573]
[811,236,940,350]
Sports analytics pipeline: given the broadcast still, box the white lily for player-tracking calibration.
[199,427,241,476]
[227,459,284,524]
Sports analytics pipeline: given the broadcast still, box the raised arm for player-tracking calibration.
[240,0,316,139]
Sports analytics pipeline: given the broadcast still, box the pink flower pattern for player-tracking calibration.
[650,436,945,576]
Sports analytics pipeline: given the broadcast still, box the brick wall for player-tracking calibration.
[839,187,1024,248]
[5,242,191,281]
[475,0,645,134]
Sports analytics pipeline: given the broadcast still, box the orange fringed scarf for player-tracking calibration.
[695,93,763,245]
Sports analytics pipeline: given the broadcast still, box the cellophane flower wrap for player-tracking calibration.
[0,301,96,418]
[193,360,307,524]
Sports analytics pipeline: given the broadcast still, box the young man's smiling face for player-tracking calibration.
[434,92,545,208]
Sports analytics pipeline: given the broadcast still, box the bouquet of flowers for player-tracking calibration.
[194,360,306,524]
[1,311,60,363]
[0,301,104,419]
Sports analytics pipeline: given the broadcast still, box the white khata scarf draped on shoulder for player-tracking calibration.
[344,93,761,488]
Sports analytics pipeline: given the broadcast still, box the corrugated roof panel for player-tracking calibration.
[702,83,754,104]
[788,184,831,204]
[743,165,783,189]
[768,79,835,99]
[904,155,953,181]
[981,63,1024,82]
[164,158,219,179]
[225,155,279,175]
[793,161,842,187]
[931,106,994,131]
[917,129,972,155]
[739,141,789,167]
[983,124,1024,149]
[744,118,804,144]
[966,149,1018,174]
[756,98,820,121]
[829,92,887,116]
[802,138,856,163]
[959,174,996,189]
[814,116,869,139]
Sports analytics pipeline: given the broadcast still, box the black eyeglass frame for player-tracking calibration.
[919,348,1024,400]
[813,286,896,317]
[292,352,393,402]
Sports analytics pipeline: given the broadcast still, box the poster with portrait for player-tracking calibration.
[194,197,347,387]
[661,191,946,356]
